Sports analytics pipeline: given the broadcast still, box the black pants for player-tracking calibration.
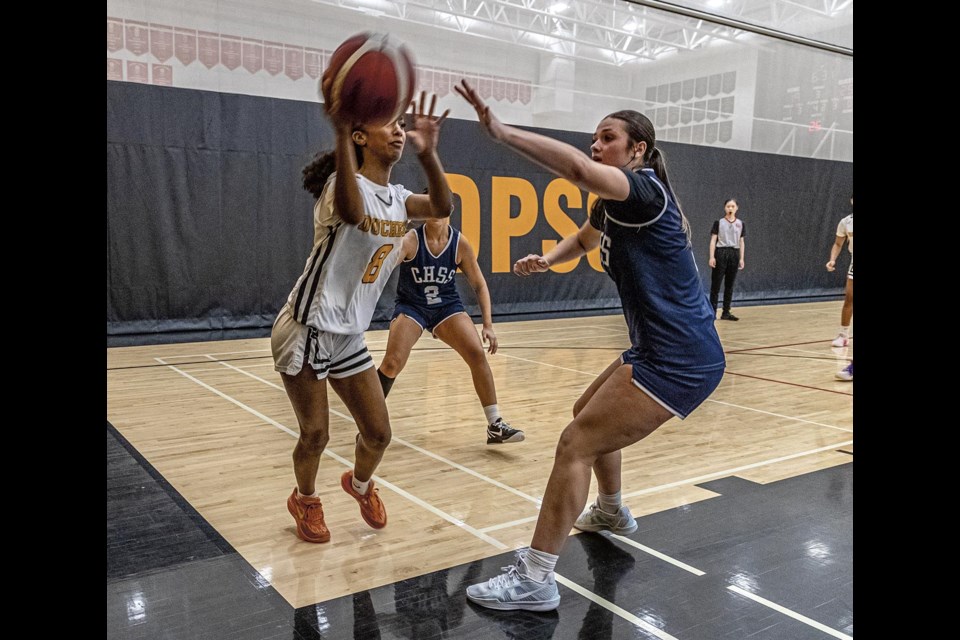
[710,247,740,313]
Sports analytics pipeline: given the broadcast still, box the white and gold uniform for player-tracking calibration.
[836,213,853,279]
[272,172,411,379]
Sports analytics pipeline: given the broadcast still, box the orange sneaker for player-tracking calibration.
[286,488,331,543]
[340,471,387,529]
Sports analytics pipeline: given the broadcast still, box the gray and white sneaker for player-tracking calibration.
[573,501,638,534]
[465,562,560,611]
[487,418,525,445]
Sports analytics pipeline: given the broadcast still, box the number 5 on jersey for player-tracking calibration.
[362,244,394,283]
[599,233,611,269]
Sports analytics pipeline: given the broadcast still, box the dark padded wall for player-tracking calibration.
[107,81,852,337]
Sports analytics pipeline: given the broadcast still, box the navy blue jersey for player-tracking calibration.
[591,168,725,373]
[396,225,462,307]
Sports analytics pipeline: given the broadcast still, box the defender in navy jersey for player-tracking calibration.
[270,90,453,544]
[395,222,464,327]
[456,80,725,611]
[377,217,524,445]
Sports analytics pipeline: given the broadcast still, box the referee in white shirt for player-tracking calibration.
[708,198,745,321]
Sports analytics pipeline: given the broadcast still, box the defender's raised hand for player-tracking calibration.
[454,79,507,143]
[406,91,450,154]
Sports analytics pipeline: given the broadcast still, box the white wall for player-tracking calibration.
[107,0,851,159]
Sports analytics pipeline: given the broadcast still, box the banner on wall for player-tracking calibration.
[107,83,853,336]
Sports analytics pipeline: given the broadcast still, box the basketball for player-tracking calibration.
[322,32,416,127]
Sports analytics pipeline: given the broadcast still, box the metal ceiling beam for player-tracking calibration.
[623,0,853,56]
[311,0,850,63]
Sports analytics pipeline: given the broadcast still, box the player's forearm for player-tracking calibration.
[476,284,494,328]
[418,151,453,218]
[544,231,591,267]
[334,130,364,224]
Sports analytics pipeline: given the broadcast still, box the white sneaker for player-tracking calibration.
[831,334,848,347]
[465,560,560,611]
[573,501,638,534]
[835,363,853,381]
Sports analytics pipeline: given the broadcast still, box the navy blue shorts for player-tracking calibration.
[621,348,724,419]
[392,300,466,334]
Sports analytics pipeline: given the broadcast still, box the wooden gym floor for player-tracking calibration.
[107,301,853,639]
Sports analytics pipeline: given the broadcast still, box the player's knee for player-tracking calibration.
[554,424,591,465]
[462,345,487,369]
[298,428,329,453]
[572,396,588,418]
[380,353,406,377]
[361,427,392,452]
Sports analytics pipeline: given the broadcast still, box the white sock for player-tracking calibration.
[298,489,319,499]
[838,326,849,337]
[483,404,501,426]
[597,491,622,514]
[351,475,370,495]
[520,548,558,582]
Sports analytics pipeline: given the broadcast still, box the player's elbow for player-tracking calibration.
[340,209,365,225]
[567,156,591,185]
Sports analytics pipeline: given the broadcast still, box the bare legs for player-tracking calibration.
[840,277,853,327]
[434,313,498,406]
[329,367,392,483]
[280,364,331,495]
[530,359,673,555]
[379,315,423,380]
[281,363,391,490]
[380,312,499,407]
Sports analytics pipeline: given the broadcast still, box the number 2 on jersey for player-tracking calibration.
[362,244,394,283]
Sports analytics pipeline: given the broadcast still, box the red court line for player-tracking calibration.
[724,338,850,354]
[724,370,853,396]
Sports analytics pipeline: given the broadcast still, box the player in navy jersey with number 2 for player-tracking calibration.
[377,216,524,445]
[455,79,725,611]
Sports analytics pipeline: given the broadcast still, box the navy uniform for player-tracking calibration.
[393,224,466,334]
[592,168,725,418]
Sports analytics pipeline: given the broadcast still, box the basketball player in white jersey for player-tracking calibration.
[272,91,453,543]
[826,194,853,380]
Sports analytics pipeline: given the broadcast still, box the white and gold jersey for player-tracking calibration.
[286,173,411,334]
[836,214,853,255]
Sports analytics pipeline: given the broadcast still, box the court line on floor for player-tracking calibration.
[203,355,545,507]
[727,585,852,639]
[158,351,851,637]
[480,439,853,532]
[151,347,271,360]
[724,342,850,359]
[177,354,851,517]
[155,356,509,550]
[785,308,844,317]
[724,338,849,354]
[150,324,625,360]
[706,399,851,432]
[497,352,852,431]
[557,575,680,640]
[607,532,706,576]
[153,356,679,636]
[721,371,853,397]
